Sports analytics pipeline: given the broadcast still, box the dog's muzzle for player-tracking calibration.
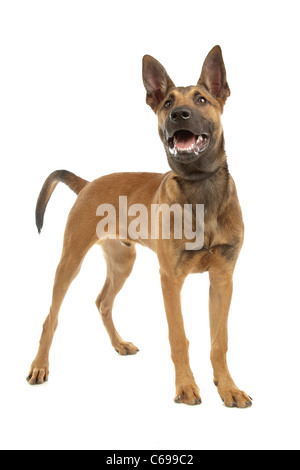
[166,106,210,158]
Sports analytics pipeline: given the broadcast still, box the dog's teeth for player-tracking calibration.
[169,146,177,156]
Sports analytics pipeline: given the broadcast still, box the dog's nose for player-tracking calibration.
[170,107,191,122]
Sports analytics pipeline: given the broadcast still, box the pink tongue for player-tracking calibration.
[176,132,196,149]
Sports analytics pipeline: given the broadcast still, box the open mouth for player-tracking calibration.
[168,130,210,157]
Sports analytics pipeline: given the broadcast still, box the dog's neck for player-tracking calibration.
[172,160,230,215]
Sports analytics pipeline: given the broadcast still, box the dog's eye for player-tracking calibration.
[196,96,207,105]
[164,100,173,109]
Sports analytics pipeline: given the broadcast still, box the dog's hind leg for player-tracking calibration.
[27,212,96,385]
[96,239,139,356]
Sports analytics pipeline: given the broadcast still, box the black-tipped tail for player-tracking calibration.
[36,170,89,233]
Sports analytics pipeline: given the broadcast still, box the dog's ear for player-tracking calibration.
[143,55,175,112]
[198,46,230,107]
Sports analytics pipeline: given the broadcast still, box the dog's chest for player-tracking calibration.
[177,216,240,274]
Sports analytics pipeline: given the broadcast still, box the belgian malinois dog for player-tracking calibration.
[27,46,252,408]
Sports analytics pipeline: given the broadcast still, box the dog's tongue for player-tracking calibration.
[175,131,196,150]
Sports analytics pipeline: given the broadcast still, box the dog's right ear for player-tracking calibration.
[143,55,175,112]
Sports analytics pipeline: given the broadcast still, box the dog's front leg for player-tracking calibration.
[209,267,252,408]
[160,271,201,405]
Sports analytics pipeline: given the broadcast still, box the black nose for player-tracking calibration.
[170,107,191,122]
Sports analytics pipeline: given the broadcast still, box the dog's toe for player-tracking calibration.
[27,367,48,385]
[114,341,139,356]
[174,384,202,406]
[220,387,252,408]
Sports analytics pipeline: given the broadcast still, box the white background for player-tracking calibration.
[0,0,299,451]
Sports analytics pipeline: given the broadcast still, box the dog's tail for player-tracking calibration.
[36,170,89,234]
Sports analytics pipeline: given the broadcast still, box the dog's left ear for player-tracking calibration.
[198,46,230,107]
[143,55,175,112]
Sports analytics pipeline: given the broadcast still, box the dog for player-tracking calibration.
[27,46,252,408]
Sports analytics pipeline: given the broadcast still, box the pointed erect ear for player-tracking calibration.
[198,46,230,106]
[143,55,175,112]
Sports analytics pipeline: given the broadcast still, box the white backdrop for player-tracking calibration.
[0,0,299,450]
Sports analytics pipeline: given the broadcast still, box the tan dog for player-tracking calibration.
[27,46,252,408]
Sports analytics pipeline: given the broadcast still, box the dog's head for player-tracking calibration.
[143,46,230,180]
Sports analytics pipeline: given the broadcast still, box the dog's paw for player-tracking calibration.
[114,341,139,356]
[27,366,49,385]
[174,384,202,406]
[215,382,252,408]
